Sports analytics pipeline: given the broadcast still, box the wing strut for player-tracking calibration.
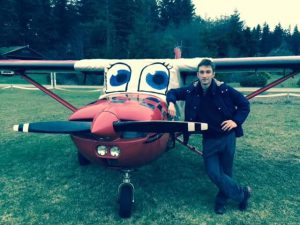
[175,134,203,155]
[19,72,77,112]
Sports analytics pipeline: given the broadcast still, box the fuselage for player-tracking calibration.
[69,93,170,168]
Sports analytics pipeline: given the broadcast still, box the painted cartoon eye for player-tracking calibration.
[146,70,168,90]
[105,63,131,93]
[138,63,170,95]
[110,69,130,86]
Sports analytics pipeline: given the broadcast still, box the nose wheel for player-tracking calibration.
[118,170,134,218]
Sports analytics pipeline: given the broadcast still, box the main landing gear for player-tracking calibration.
[118,170,134,218]
[76,154,134,218]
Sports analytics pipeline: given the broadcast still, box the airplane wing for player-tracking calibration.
[172,56,300,72]
[2,57,300,103]
[2,56,300,73]
[0,60,76,72]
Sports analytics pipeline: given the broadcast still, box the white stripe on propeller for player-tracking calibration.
[13,125,19,132]
[23,123,29,132]
[13,123,30,132]
[188,122,195,132]
[201,123,208,131]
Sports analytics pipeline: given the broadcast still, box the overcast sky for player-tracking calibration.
[192,0,300,30]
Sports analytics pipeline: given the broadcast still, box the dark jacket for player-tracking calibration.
[166,79,250,138]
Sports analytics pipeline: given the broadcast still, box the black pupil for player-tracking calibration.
[153,74,164,84]
[117,73,127,83]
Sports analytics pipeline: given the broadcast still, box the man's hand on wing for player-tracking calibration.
[221,120,237,131]
[168,102,176,117]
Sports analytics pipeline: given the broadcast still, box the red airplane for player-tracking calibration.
[0,56,299,218]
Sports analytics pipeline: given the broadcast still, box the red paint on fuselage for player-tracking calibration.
[69,93,170,168]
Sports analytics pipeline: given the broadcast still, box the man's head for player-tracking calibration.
[197,58,215,88]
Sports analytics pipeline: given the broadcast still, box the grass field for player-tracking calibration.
[0,89,299,225]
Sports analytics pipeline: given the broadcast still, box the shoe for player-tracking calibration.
[214,204,226,214]
[239,186,252,211]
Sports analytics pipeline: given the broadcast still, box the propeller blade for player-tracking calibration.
[13,121,92,134]
[113,121,208,133]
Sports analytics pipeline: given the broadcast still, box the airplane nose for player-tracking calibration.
[91,110,119,136]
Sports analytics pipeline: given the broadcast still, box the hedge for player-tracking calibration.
[240,74,268,87]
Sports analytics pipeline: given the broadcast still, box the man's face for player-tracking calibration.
[197,65,215,86]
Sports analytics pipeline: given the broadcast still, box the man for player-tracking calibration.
[167,58,251,214]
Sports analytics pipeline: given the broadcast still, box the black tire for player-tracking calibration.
[118,183,134,218]
[77,151,90,166]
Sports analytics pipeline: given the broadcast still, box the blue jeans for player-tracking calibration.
[203,132,244,205]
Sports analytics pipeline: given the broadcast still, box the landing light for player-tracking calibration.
[97,145,107,156]
[110,146,120,157]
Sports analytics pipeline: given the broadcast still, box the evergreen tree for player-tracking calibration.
[110,0,137,58]
[289,26,300,55]
[128,0,160,58]
[260,23,272,55]
[158,0,195,28]
[227,10,245,56]
[242,27,257,56]
[211,17,230,57]
[12,0,47,46]
[78,0,108,58]
[47,0,83,58]
[175,0,195,24]
[0,0,20,46]
[1,1,295,59]
[271,23,284,50]
[30,0,58,53]
[251,25,262,55]
[252,25,262,41]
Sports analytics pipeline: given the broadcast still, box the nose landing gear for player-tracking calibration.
[118,170,134,218]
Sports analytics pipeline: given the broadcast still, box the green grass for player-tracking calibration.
[0,74,49,85]
[0,89,299,225]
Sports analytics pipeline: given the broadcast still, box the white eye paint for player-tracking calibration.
[138,63,171,95]
[105,63,131,94]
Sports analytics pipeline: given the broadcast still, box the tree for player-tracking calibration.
[128,0,160,58]
[249,25,262,55]
[242,27,257,56]
[227,10,245,56]
[271,23,284,50]
[289,26,300,55]
[203,12,243,57]
[30,0,58,54]
[0,0,20,46]
[260,23,272,55]
[175,0,195,24]
[78,0,108,58]
[110,0,137,58]
[252,25,262,41]
[158,0,195,28]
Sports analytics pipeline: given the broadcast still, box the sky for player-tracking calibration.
[192,0,300,30]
